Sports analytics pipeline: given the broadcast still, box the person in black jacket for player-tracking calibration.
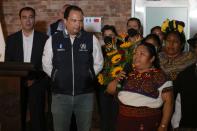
[96,25,120,131]
[5,7,49,131]
[47,4,70,36]
[172,34,197,131]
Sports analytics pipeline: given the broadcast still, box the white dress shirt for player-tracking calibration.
[171,93,181,128]
[22,30,34,63]
[42,29,104,77]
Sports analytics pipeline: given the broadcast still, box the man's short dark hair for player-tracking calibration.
[64,5,83,19]
[151,26,161,34]
[19,7,36,18]
[188,33,197,48]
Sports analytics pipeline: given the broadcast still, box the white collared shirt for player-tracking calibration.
[42,29,103,77]
[22,30,34,63]
[171,94,181,128]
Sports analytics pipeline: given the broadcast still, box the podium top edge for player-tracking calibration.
[0,62,34,71]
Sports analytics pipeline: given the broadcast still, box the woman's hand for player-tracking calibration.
[115,71,126,82]
[106,71,127,95]
[106,79,118,95]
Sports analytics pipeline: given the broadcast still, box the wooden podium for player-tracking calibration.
[0,62,33,131]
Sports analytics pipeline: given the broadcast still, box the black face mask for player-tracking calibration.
[104,36,113,45]
[127,28,138,37]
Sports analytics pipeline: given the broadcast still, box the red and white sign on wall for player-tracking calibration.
[84,17,102,32]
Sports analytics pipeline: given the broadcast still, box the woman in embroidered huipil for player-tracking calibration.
[158,20,196,129]
[107,42,173,131]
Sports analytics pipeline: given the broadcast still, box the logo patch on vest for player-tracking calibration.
[79,43,88,52]
[57,43,65,51]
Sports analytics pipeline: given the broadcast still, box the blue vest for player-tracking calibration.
[51,30,95,95]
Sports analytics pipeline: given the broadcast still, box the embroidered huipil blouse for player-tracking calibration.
[118,68,172,108]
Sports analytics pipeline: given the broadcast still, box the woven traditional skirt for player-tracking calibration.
[116,103,162,131]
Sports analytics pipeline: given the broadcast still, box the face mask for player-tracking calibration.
[127,28,138,37]
[104,36,113,45]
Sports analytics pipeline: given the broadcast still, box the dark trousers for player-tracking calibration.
[96,87,119,131]
[20,77,49,131]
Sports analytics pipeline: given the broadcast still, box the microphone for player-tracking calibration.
[117,63,133,89]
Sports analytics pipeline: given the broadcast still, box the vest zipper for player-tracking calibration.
[89,69,93,80]
[71,44,75,96]
[52,69,58,81]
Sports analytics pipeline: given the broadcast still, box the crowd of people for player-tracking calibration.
[3,3,197,131]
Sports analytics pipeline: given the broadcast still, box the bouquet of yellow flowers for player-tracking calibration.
[97,34,136,86]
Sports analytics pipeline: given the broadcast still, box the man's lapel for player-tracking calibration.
[17,31,24,62]
[31,31,37,64]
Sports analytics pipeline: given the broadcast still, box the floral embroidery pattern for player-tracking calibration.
[124,68,167,98]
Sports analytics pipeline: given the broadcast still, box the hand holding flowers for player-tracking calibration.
[98,33,136,91]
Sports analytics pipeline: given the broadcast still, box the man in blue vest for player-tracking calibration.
[42,5,103,131]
